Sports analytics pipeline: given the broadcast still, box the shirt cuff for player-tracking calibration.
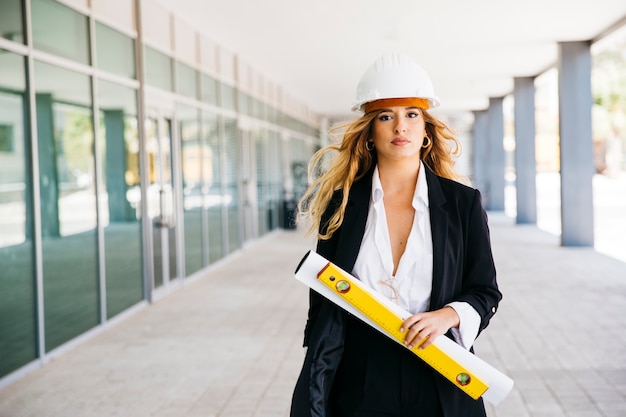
[446,301,480,350]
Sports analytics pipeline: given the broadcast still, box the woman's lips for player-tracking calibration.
[391,138,410,145]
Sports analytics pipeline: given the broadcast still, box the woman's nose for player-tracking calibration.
[394,120,406,133]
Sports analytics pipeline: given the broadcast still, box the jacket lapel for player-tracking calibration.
[425,168,449,310]
[333,171,372,273]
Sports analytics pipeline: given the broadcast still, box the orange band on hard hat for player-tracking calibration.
[364,98,430,113]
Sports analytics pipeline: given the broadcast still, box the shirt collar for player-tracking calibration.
[414,161,429,210]
[371,162,429,209]
[372,166,384,203]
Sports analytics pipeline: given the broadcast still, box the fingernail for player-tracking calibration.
[400,327,404,332]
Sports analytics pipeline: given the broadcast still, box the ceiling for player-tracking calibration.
[155,0,626,118]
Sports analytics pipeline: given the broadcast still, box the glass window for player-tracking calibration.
[144,117,177,287]
[267,105,277,125]
[223,117,240,253]
[176,62,198,99]
[145,46,173,91]
[202,111,223,263]
[291,137,311,201]
[238,91,249,116]
[255,129,269,235]
[178,104,203,275]
[97,79,143,318]
[252,97,266,120]
[254,129,281,234]
[0,50,36,378]
[0,0,24,44]
[201,74,218,107]
[31,0,90,65]
[34,60,98,351]
[95,22,136,79]
[267,130,282,230]
[220,82,237,112]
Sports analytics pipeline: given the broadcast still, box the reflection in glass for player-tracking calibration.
[96,22,136,79]
[145,46,173,91]
[98,80,143,318]
[179,104,203,275]
[145,117,177,287]
[31,0,90,64]
[0,0,24,44]
[203,112,223,263]
[0,51,36,378]
[223,117,240,253]
[34,60,98,352]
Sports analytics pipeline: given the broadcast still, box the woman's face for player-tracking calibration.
[370,106,426,163]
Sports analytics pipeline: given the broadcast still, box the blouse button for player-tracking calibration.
[491,306,497,313]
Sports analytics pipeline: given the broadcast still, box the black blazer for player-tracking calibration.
[291,165,502,417]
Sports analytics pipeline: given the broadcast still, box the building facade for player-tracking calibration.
[0,0,320,383]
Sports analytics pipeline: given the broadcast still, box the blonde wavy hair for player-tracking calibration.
[297,109,465,240]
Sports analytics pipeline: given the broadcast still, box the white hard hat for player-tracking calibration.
[352,53,440,112]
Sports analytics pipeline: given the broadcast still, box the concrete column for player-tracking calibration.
[513,77,537,224]
[471,110,489,197]
[487,97,505,211]
[558,41,594,246]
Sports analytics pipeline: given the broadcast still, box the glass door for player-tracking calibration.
[145,117,178,289]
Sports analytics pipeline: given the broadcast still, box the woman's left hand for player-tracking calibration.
[400,306,460,349]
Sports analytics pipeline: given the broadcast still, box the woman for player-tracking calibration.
[291,53,502,417]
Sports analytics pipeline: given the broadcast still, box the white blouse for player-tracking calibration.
[352,163,480,349]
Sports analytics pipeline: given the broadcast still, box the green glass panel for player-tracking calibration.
[267,131,282,230]
[237,91,249,116]
[34,60,98,351]
[255,129,281,234]
[31,0,90,64]
[95,22,136,79]
[176,62,198,99]
[179,104,203,275]
[0,0,24,44]
[223,117,239,253]
[201,74,218,107]
[255,130,268,235]
[97,80,143,318]
[203,112,223,263]
[144,46,173,91]
[291,137,310,200]
[220,83,236,112]
[0,50,36,378]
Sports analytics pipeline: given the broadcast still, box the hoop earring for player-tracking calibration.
[366,140,375,151]
[422,135,432,148]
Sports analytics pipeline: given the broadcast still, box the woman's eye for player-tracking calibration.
[378,114,392,121]
[407,112,419,118]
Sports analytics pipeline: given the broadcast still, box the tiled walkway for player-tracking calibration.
[0,213,625,417]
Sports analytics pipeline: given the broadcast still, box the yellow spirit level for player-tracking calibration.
[295,250,514,405]
[318,262,487,399]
